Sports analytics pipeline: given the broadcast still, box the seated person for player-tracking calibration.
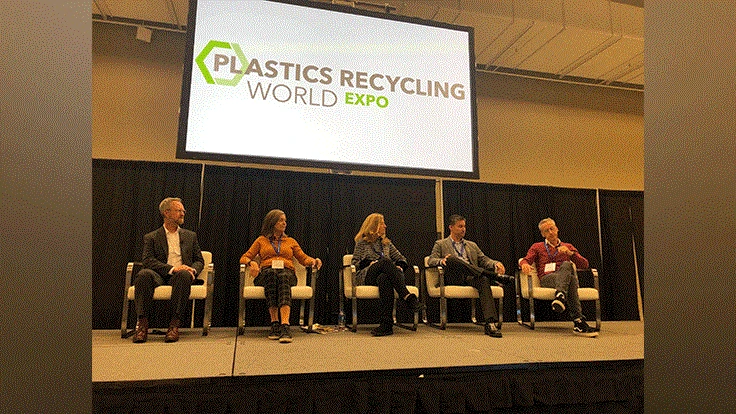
[427,214,513,338]
[240,209,321,343]
[352,213,424,336]
[132,197,203,343]
[519,218,598,337]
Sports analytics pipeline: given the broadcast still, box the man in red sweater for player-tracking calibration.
[520,218,598,337]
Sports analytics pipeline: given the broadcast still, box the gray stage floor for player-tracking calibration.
[93,321,643,382]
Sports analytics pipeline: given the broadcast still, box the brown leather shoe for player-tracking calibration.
[165,318,180,343]
[133,317,148,343]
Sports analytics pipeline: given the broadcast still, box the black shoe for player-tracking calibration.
[404,293,426,313]
[484,322,502,338]
[267,321,281,340]
[279,324,293,343]
[552,291,566,313]
[371,323,394,336]
[495,274,515,285]
[573,318,598,337]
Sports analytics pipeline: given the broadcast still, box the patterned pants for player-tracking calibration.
[254,267,297,308]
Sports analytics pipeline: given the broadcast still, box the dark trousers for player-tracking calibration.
[254,267,297,308]
[443,256,499,323]
[364,258,411,325]
[133,269,192,322]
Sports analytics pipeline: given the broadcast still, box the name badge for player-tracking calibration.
[544,262,556,273]
[272,260,284,269]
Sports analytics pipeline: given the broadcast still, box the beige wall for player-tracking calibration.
[93,22,643,191]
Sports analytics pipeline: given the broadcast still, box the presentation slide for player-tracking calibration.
[178,0,478,178]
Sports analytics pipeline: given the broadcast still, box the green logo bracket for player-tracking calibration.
[195,40,248,86]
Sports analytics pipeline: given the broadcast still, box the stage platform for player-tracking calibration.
[93,321,644,412]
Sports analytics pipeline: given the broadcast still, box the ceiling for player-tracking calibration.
[92,0,643,91]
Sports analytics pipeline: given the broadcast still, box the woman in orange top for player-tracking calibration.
[240,209,322,343]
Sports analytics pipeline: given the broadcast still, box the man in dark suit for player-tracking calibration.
[132,197,204,343]
[427,214,513,337]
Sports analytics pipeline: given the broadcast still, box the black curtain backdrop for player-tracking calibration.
[92,160,643,329]
[92,159,202,329]
[196,165,437,328]
[442,181,603,324]
[599,190,644,321]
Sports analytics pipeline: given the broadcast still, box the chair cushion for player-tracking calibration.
[578,287,600,301]
[242,286,265,299]
[242,286,313,300]
[524,286,556,300]
[521,285,599,301]
[290,286,313,299]
[345,285,418,299]
[127,285,208,300]
[428,284,504,299]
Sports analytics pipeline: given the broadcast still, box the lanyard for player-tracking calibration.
[544,241,559,258]
[270,236,282,255]
[453,241,466,258]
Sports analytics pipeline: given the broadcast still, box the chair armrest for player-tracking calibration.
[412,265,420,287]
[208,262,215,284]
[576,268,599,290]
[199,262,214,286]
[592,269,599,291]
[124,262,143,288]
[436,266,446,296]
[309,266,318,291]
[239,264,247,290]
[350,265,358,296]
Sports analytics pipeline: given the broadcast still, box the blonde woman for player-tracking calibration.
[351,213,424,336]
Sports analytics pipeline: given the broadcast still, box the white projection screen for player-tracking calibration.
[177,0,479,178]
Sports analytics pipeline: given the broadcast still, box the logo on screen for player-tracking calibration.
[195,40,247,86]
[194,39,466,109]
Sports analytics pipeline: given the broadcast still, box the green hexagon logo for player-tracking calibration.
[195,40,248,86]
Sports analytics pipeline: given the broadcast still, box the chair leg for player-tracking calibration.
[471,298,483,325]
[423,296,446,329]
[203,294,213,336]
[528,297,536,329]
[516,274,536,330]
[425,295,447,330]
[595,298,602,331]
[392,297,418,331]
[121,264,134,338]
[120,297,134,338]
[496,297,503,329]
[237,270,246,336]
[190,300,196,329]
[299,298,319,334]
[351,298,358,332]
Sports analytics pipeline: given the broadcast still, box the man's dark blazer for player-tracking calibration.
[141,227,204,278]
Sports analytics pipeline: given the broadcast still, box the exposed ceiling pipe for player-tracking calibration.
[165,0,183,31]
[93,0,110,20]
[514,0,568,68]
[486,21,535,68]
[474,5,516,61]
[476,66,643,92]
[557,34,621,78]
[92,16,186,34]
[514,23,566,68]
[599,53,643,85]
